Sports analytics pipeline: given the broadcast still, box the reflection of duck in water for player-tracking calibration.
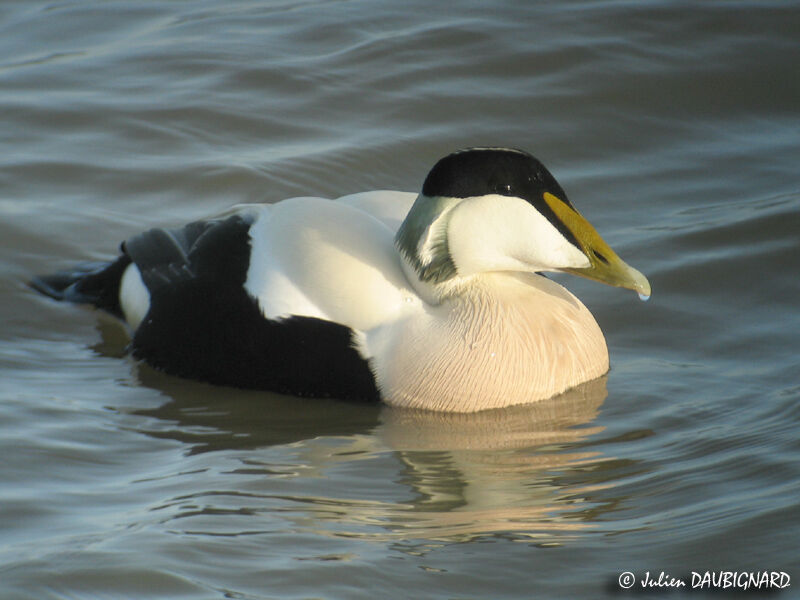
[34,148,648,412]
[371,377,612,542]
[126,365,617,543]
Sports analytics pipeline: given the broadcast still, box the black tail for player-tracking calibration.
[30,256,131,319]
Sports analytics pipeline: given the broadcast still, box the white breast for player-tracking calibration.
[366,272,609,412]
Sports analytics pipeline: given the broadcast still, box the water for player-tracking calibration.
[1,1,798,598]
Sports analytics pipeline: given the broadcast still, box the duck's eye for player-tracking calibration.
[494,182,512,194]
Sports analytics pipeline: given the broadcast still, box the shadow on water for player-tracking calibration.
[133,364,384,453]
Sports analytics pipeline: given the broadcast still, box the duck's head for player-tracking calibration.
[396,147,651,299]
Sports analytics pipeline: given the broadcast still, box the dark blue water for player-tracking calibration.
[1,1,798,598]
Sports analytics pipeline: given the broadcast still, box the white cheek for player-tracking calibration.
[448,195,589,275]
[521,211,590,270]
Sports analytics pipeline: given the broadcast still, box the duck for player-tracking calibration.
[31,147,650,412]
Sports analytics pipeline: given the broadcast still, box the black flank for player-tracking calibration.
[127,215,380,402]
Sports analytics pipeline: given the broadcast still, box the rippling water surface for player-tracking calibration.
[1,1,798,598]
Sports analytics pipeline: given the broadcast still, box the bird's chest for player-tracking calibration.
[370,278,609,412]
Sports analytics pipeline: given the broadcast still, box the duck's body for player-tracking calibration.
[32,148,649,412]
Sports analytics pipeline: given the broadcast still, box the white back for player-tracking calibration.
[244,194,422,331]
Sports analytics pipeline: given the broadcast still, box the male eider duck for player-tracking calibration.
[32,147,650,412]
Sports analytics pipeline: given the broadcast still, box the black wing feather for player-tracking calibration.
[123,219,221,291]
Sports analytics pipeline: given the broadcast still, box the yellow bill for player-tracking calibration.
[543,192,652,300]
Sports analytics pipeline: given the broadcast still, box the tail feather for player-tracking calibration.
[30,256,131,319]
